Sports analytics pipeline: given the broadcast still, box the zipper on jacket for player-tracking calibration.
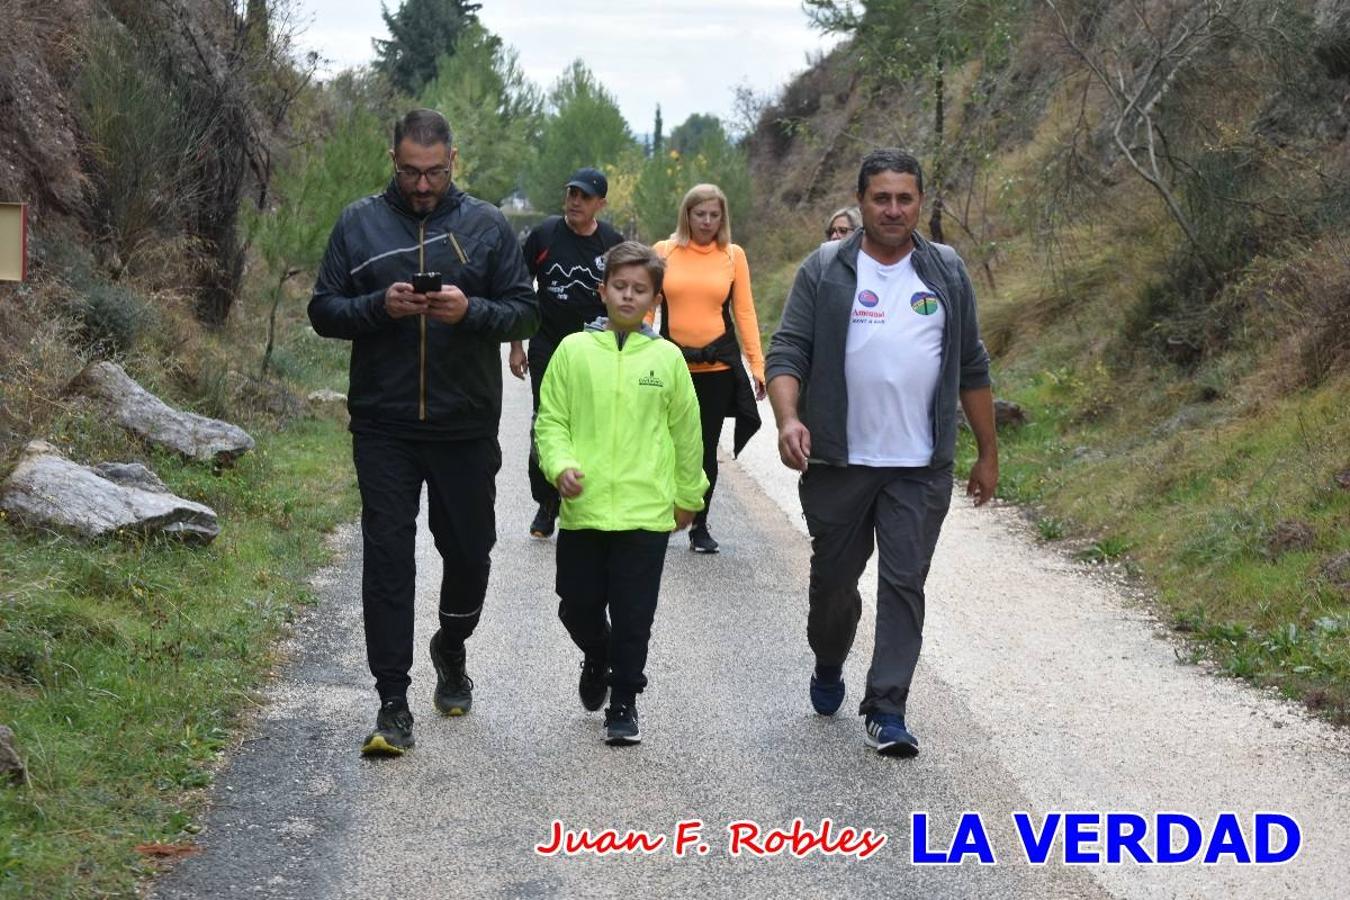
[917,256,951,458]
[448,232,468,264]
[612,333,623,522]
[419,220,427,421]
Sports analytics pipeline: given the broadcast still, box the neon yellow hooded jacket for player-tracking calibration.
[536,322,708,532]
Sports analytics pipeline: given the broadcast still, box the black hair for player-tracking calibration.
[394,108,452,149]
[857,148,924,195]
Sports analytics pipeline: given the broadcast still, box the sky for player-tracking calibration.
[288,0,842,135]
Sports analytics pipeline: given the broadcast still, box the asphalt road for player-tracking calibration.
[154,355,1350,899]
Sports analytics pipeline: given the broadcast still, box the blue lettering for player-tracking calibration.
[1157,813,1203,863]
[951,813,996,864]
[1254,813,1300,864]
[1064,813,1101,863]
[1105,813,1152,863]
[911,813,948,864]
[1204,813,1252,864]
[912,813,994,864]
[1012,812,1060,864]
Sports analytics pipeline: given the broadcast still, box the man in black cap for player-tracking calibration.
[510,167,625,538]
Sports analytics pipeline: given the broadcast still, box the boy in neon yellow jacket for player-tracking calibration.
[535,241,708,745]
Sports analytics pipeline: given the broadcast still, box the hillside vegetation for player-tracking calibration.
[744,0,1349,722]
[0,0,1346,894]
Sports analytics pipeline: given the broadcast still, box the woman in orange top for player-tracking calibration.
[653,184,766,554]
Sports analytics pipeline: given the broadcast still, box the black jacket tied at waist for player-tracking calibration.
[659,293,762,458]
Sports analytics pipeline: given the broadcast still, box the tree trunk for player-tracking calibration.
[928,59,946,244]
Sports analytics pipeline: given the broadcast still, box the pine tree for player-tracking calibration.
[374,0,482,96]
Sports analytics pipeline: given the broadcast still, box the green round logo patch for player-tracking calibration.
[910,292,939,316]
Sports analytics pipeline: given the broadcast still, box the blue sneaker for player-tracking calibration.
[864,713,919,757]
[809,671,845,715]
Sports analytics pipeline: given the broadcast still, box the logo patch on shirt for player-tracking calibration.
[857,289,880,308]
[910,292,939,316]
[638,370,664,388]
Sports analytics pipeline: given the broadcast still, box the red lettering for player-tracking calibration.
[535,819,564,856]
[833,827,862,855]
[674,820,704,857]
[540,823,666,856]
[727,820,765,856]
[856,830,887,859]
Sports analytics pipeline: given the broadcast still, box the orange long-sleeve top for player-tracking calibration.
[652,239,765,382]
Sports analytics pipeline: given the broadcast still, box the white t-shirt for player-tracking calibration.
[844,249,945,466]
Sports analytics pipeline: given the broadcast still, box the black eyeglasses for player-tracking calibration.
[395,166,451,184]
[827,225,852,238]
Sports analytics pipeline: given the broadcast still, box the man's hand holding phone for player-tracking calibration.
[384,281,428,319]
[425,283,469,325]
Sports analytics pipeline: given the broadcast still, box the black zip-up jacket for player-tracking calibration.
[309,180,538,440]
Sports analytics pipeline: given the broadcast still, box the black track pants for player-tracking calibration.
[352,432,500,701]
[555,528,670,704]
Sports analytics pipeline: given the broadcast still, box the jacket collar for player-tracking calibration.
[584,317,660,341]
[381,178,465,221]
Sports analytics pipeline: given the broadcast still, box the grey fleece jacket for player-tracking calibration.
[764,230,992,468]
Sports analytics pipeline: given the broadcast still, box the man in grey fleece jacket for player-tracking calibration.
[765,148,999,758]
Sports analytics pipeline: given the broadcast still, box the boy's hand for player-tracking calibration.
[673,507,696,531]
[557,468,585,498]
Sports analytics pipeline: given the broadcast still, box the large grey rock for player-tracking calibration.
[0,441,219,544]
[93,462,170,494]
[0,725,27,786]
[69,361,255,465]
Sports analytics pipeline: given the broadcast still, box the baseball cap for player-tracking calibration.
[565,167,608,198]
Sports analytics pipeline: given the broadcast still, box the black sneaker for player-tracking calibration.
[579,656,608,712]
[529,502,557,539]
[603,702,641,746]
[430,630,473,716]
[809,670,846,716]
[689,524,719,554]
[361,698,414,756]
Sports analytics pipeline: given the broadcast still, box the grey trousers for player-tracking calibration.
[799,463,953,717]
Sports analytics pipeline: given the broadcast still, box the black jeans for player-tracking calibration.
[352,432,500,701]
[690,368,735,528]
[798,463,953,717]
[555,528,670,704]
[527,342,560,510]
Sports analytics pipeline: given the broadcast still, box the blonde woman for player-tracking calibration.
[824,205,861,241]
[653,184,765,554]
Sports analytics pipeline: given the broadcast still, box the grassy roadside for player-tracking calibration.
[0,416,359,896]
[956,366,1350,722]
[0,369,358,894]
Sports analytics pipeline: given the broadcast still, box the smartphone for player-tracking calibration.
[411,272,441,295]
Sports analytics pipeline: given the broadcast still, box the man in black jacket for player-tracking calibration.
[309,108,538,756]
[507,167,624,539]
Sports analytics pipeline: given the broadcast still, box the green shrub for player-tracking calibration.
[68,280,156,356]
